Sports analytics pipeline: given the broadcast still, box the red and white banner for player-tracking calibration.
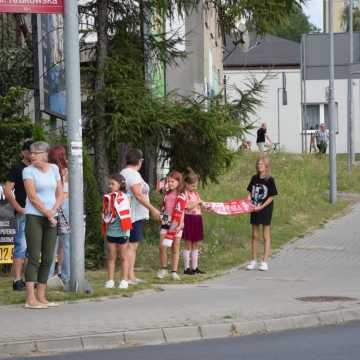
[0,0,64,14]
[202,198,255,215]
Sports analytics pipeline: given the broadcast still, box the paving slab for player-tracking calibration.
[2,202,360,356]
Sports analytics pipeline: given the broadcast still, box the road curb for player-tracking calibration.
[1,306,360,357]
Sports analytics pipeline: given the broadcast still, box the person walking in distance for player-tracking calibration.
[182,170,206,275]
[102,174,132,290]
[246,158,278,272]
[4,140,33,291]
[256,123,272,153]
[157,171,185,281]
[315,123,329,154]
[120,149,160,285]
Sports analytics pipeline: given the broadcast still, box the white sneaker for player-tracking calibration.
[246,260,257,270]
[157,269,168,279]
[104,280,115,288]
[118,280,129,289]
[259,261,269,271]
[171,272,181,281]
[128,278,146,285]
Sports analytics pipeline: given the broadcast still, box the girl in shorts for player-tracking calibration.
[102,174,132,289]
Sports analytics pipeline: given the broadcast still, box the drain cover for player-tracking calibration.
[296,296,357,302]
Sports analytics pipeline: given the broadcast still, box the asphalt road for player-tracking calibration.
[13,322,360,360]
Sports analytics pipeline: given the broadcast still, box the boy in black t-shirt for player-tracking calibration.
[4,140,33,291]
[246,157,278,271]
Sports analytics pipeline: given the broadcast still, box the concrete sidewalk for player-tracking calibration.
[2,202,360,357]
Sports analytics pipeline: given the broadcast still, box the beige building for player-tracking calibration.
[323,0,360,32]
[166,1,223,97]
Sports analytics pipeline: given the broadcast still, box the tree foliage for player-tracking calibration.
[79,0,305,192]
[83,149,103,268]
[342,4,360,32]
[0,87,34,182]
[271,4,320,42]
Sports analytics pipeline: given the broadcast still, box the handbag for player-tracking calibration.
[57,206,71,234]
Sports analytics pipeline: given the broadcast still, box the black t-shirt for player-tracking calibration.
[6,162,28,209]
[256,128,266,143]
[247,175,278,206]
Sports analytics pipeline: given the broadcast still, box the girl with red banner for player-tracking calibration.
[102,174,132,289]
[246,158,278,271]
[157,171,186,281]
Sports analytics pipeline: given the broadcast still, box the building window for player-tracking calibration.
[304,103,338,132]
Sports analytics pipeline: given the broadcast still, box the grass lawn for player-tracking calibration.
[1,152,360,305]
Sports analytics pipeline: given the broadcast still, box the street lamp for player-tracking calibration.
[328,0,337,204]
[277,73,288,148]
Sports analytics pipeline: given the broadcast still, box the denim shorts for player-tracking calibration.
[107,236,129,245]
[129,220,144,243]
[14,214,27,259]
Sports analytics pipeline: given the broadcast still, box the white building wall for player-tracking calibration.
[305,78,360,154]
[226,69,302,153]
[225,68,360,154]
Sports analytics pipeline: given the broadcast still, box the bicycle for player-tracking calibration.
[264,142,280,154]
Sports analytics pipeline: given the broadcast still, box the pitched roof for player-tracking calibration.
[224,34,300,68]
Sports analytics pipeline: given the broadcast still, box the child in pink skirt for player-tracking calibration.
[182,171,205,275]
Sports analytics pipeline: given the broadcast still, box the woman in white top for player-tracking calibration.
[120,149,160,284]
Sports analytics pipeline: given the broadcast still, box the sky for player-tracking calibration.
[303,0,323,30]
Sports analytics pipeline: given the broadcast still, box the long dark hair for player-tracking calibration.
[183,167,199,185]
[109,173,127,192]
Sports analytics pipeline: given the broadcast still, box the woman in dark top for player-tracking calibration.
[246,157,278,271]
[256,123,271,153]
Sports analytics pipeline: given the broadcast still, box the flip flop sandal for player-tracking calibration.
[45,302,59,308]
[24,303,48,309]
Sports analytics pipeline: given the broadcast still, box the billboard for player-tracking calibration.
[0,0,64,14]
[0,184,16,264]
[40,14,66,118]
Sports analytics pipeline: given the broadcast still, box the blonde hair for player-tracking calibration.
[183,167,199,185]
[256,157,271,178]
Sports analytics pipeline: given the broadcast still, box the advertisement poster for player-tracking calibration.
[0,0,64,14]
[0,184,16,264]
[41,14,66,118]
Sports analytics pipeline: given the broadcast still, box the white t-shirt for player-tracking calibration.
[120,167,150,223]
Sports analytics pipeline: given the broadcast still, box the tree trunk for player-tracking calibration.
[93,0,109,193]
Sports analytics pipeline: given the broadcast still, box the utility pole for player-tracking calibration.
[347,0,354,170]
[31,14,41,124]
[329,0,337,204]
[64,0,91,293]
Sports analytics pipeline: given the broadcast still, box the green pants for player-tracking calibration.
[25,215,58,284]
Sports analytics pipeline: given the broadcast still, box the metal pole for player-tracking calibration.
[303,34,308,153]
[64,0,91,292]
[31,14,41,124]
[329,0,337,204]
[300,35,305,153]
[347,0,354,170]
[277,87,281,146]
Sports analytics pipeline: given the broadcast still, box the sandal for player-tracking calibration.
[24,303,48,309]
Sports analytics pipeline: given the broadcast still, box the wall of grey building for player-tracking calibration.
[166,2,204,97]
